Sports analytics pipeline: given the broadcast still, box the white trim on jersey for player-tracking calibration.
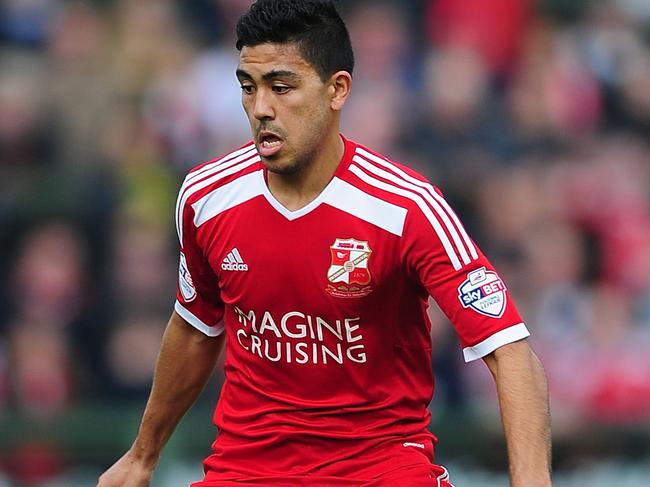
[349,164,463,270]
[193,164,408,236]
[175,144,256,241]
[324,178,407,236]
[185,143,256,186]
[353,153,476,267]
[192,171,263,229]
[258,170,335,220]
[435,466,455,487]
[355,147,478,261]
[175,301,225,337]
[462,322,530,362]
[176,153,261,244]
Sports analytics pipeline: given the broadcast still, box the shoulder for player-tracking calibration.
[177,141,260,207]
[341,138,442,214]
[349,141,432,185]
[344,139,478,270]
[175,141,260,238]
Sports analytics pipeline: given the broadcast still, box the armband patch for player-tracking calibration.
[458,267,507,318]
[179,252,197,302]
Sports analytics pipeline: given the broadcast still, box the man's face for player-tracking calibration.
[236,42,334,175]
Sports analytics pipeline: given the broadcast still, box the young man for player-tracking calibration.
[98,1,551,486]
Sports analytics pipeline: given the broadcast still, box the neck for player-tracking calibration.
[267,130,344,211]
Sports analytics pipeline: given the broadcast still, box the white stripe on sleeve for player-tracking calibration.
[353,154,473,266]
[349,164,462,270]
[462,323,530,362]
[175,155,260,244]
[175,301,224,337]
[356,147,477,260]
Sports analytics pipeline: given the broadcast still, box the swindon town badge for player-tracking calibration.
[458,267,507,318]
[326,238,373,298]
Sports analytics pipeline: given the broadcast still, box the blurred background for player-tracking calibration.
[0,0,649,485]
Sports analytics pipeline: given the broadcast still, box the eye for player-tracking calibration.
[240,84,255,94]
[272,85,291,94]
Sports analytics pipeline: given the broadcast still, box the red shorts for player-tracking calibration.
[190,464,454,486]
[191,433,454,486]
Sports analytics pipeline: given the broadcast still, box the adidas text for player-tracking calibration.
[222,262,249,271]
[222,248,248,271]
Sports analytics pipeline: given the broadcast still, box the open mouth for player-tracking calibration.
[258,131,284,157]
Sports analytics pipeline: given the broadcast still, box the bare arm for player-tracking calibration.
[97,311,225,487]
[483,339,552,487]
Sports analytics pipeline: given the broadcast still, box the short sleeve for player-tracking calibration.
[174,179,225,337]
[402,186,529,362]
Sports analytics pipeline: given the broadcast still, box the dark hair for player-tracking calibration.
[236,0,354,81]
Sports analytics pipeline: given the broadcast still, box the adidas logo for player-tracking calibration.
[221,247,249,271]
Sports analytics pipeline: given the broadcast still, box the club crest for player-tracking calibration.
[458,267,507,318]
[326,238,373,298]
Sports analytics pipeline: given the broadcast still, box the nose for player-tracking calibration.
[253,89,275,121]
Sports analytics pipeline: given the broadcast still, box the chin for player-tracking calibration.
[265,162,300,176]
[262,155,303,176]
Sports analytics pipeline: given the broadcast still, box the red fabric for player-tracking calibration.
[176,136,523,482]
[192,444,452,486]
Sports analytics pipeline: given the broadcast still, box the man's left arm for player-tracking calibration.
[397,182,552,483]
[483,339,552,487]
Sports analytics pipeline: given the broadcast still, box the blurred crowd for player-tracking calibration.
[1,0,650,482]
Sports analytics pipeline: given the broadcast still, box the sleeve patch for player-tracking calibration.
[178,252,197,302]
[458,267,507,318]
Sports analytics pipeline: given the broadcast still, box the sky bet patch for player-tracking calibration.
[458,267,507,318]
[179,252,197,302]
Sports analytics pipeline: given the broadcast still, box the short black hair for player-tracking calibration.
[236,0,354,81]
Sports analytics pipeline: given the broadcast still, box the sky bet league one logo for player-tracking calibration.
[178,252,196,302]
[458,267,507,318]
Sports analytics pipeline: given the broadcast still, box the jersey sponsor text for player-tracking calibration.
[234,306,367,365]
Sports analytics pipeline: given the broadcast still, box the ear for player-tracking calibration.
[328,71,352,111]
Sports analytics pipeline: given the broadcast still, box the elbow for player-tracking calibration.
[483,338,547,382]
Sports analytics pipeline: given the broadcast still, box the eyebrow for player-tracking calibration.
[236,69,301,82]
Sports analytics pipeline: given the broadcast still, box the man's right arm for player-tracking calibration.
[97,311,225,487]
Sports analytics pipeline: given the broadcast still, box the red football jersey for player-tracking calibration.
[175,135,529,485]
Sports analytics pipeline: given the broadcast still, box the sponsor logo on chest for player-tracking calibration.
[458,267,507,318]
[233,306,368,365]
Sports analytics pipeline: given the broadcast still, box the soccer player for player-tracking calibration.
[97,1,551,486]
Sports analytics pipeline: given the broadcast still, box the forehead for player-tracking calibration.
[237,42,317,78]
